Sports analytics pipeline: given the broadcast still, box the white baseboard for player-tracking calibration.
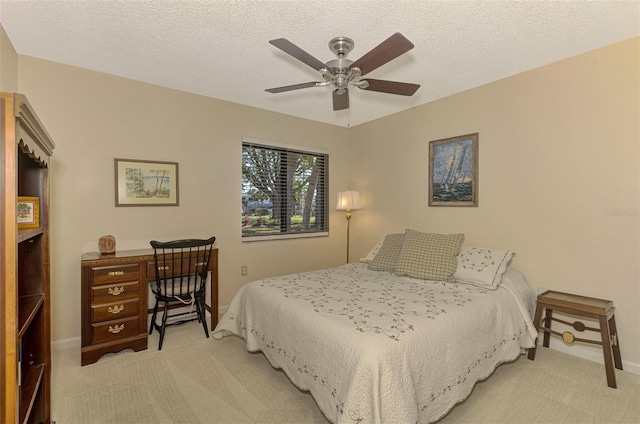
[53,337,80,351]
[56,306,638,376]
[212,305,640,375]
[540,337,639,375]
[54,306,230,352]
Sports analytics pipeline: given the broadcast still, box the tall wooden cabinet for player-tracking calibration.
[1,92,55,423]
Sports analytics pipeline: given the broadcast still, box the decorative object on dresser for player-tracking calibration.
[336,189,362,263]
[429,133,478,207]
[1,92,56,424]
[149,237,217,349]
[527,290,623,388]
[80,247,219,365]
[98,234,116,254]
[114,158,179,206]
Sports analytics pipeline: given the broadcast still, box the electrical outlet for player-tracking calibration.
[241,265,248,276]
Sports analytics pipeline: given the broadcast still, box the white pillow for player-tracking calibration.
[359,239,384,263]
[453,246,513,289]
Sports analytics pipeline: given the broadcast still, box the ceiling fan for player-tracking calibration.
[265,33,420,111]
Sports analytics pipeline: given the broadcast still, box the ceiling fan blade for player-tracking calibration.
[333,89,350,111]
[269,38,327,71]
[360,79,420,96]
[350,33,415,76]
[265,82,319,93]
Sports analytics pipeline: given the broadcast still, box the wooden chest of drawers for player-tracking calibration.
[81,248,218,365]
[81,253,149,366]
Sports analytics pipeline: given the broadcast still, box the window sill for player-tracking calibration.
[242,232,329,243]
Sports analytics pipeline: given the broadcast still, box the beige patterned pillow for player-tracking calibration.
[395,230,465,280]
[368,233,404,272]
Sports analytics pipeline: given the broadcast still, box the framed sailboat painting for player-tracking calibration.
[429,133,478,206]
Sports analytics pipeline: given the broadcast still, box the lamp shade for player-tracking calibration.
[336,190,362,211]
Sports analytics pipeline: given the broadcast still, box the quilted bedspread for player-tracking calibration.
[213,263,537,424]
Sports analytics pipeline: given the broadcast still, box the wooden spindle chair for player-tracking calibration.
[149,236,216,350]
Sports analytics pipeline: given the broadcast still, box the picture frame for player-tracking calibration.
[17,196,40,229]
[114,158,179,206]
[429,133,478,207]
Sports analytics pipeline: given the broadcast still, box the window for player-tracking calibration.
[242,138,328,240]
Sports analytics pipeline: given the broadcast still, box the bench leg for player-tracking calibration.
[542,308,553,348]
[609,314,623,370]
[599,315,617,388]
[527,302,544,360]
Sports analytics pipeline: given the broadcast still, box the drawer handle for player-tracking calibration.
[108,305,125,314]
[195,262,206,267]
[108,286,125,296]
[108,324,124,334]
[108,271,125,276]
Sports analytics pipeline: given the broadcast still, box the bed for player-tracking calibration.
[213,233,538,424]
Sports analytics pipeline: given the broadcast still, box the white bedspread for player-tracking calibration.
[213,264,537,424]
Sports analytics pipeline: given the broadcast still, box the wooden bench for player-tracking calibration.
[527,290,622,388]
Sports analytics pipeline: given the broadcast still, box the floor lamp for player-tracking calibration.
[336,190,362,263]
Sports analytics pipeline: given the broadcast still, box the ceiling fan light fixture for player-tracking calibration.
[326,58,352,73]
[334,74,349,89]
[266,33,419,110]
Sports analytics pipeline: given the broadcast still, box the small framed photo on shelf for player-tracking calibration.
[17,196,40,229]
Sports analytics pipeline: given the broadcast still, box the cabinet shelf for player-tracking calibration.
[18,228,44,244]
[18,294,45,338]
[18,364,44,424]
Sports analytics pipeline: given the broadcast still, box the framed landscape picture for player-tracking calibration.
[429,133,478,207]
[17,196,40,229]
[115,158,179,206]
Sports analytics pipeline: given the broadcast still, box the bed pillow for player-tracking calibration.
[359,239,384,263]
[395,230,465,280]
[368,233,404,271]
[453,247,514,289]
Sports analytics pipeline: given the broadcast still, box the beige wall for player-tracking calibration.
[15,56,352,344]
[349,37,639,367]
[2,22,638,368]
[0,24,17,91]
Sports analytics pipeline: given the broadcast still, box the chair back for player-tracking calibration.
[150,236,216,301]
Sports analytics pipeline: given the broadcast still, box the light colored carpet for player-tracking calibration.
[52,323,640,424]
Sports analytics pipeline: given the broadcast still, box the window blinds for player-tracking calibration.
[242,139,328,239]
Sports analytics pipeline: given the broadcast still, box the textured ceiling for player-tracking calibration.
[0,1,638,128]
